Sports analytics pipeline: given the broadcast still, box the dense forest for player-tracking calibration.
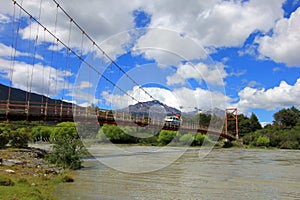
[241,106,300,149]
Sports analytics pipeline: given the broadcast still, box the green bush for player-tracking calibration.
[179,134,194,145]
[157,130,178,145]
[193,133,206,146]
[31,126,51,142]
[0,177,14,186]
[47,122,86,170]
[280,140,299,149]
[99,124,136,143]
[138,136,158,145]
[255,136,270,147]
[0,124,11,148]
[0,132,9,148]
[9,128,30,148]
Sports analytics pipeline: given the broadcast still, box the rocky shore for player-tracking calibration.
[0,148,63,176]
[0,147,74,199]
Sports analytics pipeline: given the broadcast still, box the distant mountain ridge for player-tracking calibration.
[128,100,181,116]
[0,84,72,107]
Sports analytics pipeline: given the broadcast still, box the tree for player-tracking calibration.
[193,133,206,146]
[0,125,9,148]
[249,113,262,132]
[47,122,86,170]
[100,124,135,143]
[157,130,178,145]
[31,126,51,142]
[255,136,270,147]
[9,128,30,148]
[194,113,211,127]
[274,108,298,128]
[179,134,194,145]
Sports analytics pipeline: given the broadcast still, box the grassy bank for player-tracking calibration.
[0,148,74,200]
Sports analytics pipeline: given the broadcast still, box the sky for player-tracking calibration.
[0,0,300,125]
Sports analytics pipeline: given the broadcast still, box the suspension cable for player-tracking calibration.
[12,0,140,104]
[26,0,43,121]
[12,0,182,119]
[51,0,155,101]
[7,0,24,121]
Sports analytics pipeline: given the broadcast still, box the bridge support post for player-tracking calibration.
[26,101,30,121]
[44,101,48,121]
[5,99,10,122]
[225,108,239,139]
[60,103,63,121]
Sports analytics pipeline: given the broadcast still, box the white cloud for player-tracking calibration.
[3,0,286,63]
[102,86,181,110]
[133,28,208,66]
[67,90,100,107]
[166,62,227,86]
[78,81,93,89]
[17,0,140,59]
[237,78,300,112]
[256,7,300,67]
[141,0,284,48]
[0,43,27,57]
[102,85,231,112]
[0,13,10,23]
[0,43,43,60]
[0,58,72,96]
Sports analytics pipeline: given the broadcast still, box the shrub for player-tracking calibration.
[179,134,194,145]
[157,130,178,145]
[255,136,270,147]
[280,141,299,149]
[0,132,9,148]
[193,133,206,146]
[0,124,11,148]
[62,174,74,182]
[31,126,51,142]
[100,124,135,143]
[138,136,158,145]
[47,122,86,170]
[9,128,30,148]
[0,177,14,186]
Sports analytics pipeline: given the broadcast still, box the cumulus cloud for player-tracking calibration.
[237,78,300,112]
[0,58,72,96]
[141,0,284,48]
[0,43,43,60]
[16,0,140,59]
[0,13,10,23]
[133,28,208,66]
[166,62,227,86]
[256,7,300,67]
[102,85,231,112]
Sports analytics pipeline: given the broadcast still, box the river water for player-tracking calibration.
[55,147,300,199]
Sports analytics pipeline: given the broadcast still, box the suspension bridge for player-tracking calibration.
[0,0,237,141]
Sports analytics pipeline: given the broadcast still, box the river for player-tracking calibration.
[55,147,300,199]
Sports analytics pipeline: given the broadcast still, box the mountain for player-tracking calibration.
[0,83,73,107]
[128,100,181,116]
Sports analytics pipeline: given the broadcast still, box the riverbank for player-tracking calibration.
[0,148,74,200]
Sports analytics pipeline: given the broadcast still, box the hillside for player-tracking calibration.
[0,84,72,107]
[128,100,181,116]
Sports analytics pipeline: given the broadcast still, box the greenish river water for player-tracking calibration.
[55,147,300,199]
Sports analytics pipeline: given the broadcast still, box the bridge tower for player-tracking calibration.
[225,108,239,139]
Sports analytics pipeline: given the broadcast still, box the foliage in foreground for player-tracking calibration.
[46,122,87,170]
[242,106,300,149]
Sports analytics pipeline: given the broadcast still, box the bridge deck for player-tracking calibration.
[0,101,236,141]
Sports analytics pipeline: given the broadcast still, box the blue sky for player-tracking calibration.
[0,0,300,124]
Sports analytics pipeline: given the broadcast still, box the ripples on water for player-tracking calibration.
[56,147,300,200]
